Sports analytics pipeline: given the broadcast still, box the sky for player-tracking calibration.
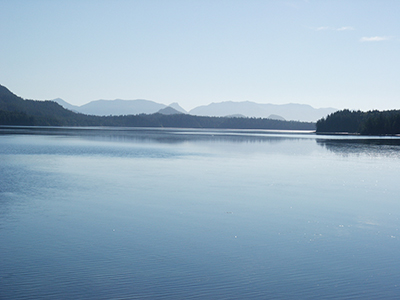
[0,0,399,111]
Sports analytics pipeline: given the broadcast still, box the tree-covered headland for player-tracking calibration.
[316,109,400,135]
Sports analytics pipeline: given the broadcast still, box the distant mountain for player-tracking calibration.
[189,101,337,122]
[52,98,187,116]
[52,98,80,112]
[76,99,167,116]
[157,106,184,115]
[268,114,285,121]
[51,98,333,121]
[168,102,187,114]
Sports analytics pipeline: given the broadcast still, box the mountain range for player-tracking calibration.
[2,83,398,134]
[52,98,186,116]
[0,84,316,130]
[53,98,337,122]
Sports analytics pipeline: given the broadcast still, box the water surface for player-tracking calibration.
[1,127,400,299]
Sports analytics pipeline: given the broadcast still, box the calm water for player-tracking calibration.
[1,127,400,299]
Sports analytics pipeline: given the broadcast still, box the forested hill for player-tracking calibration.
[0,84,315,130]
[0,85,101,126]
[316,109,400,135]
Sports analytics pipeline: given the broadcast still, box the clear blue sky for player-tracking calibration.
[0,0,399,111]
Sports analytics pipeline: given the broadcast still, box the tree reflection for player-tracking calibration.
[316,138,400,157]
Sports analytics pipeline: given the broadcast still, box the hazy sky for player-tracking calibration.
[1,0,399,111]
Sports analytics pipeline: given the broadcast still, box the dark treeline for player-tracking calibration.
[0,84,315,130]
[316,109,400,135]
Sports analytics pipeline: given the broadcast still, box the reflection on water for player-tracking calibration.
[1,127,400,300]
[317,137,400,157]
[0,125,314,144]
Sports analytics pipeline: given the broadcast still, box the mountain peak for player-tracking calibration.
[168,102,187,114]
[157,106,184,115]
[0,84,17,97]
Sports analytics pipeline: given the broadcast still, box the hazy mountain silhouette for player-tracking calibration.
[157,106,184,115]
[189,101,337,122]
[76,99,166,116]
[53,98,334,121]
[52,98,80,112]
[168,102,187,114]
[53,98,188,116]
[268,114,285,121]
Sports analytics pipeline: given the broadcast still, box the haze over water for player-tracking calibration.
[1,127,400,299]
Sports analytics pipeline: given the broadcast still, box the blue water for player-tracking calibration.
[1,127,400,299]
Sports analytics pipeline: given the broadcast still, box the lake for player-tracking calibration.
[1,127,400,299]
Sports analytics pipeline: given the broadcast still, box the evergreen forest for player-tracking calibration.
[316,109,400,135]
